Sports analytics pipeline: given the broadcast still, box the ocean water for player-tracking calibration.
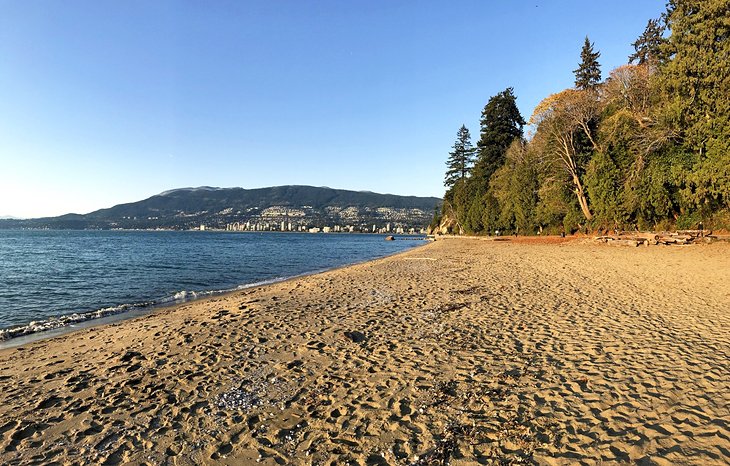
[0,230,424,341]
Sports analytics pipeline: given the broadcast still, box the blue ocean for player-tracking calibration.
[0,230,424,342]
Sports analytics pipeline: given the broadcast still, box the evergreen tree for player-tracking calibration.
[435,1,730,234]
[629,18,666,65]
[659,0,729,214]
[453,88,525,234]
[474,87,525,184]
[574,36,602,89]
[490,140,540,234]
[444,125,476,189]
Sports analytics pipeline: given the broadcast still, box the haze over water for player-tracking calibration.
[0,230,422,339]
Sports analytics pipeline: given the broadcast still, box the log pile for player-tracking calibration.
[594,230,715,246]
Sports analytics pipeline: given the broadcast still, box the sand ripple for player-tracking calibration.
[0,238,728,465]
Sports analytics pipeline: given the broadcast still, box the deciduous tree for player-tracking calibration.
[530,89,601,220]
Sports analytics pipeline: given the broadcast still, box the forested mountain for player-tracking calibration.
[436,0,729,235]
[0,186,441,230]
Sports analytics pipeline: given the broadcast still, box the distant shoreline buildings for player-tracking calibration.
[0,188,440,232]
[223,219,424,235]
[212,205,428,234]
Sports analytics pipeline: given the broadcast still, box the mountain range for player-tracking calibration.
[0,186,441,231]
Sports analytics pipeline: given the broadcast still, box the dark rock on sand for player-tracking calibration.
[344,331,367,343]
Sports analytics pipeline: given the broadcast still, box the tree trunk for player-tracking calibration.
[572,174,593,220]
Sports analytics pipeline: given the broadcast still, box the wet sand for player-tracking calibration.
[0,238,728,465]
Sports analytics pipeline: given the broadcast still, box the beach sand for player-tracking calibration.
[0,238,728,465]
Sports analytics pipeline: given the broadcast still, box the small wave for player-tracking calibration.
[0,278,294,342]
[0,249,416,343]
[0,301,152,341]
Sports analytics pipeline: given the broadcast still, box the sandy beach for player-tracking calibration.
[1,237,728,465]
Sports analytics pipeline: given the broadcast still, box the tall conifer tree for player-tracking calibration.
[661,0,730,210]
[474,88,525,184]
[457,88,525,233]
[444,125,476,189]
[574,37,602,89]
[629,18,666,65]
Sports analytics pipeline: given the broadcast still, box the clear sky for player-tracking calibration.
[0,0,666,218]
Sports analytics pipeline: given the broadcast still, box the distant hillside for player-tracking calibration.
[0,186,441,231]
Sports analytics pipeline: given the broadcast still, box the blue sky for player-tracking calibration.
[0,0,665,218]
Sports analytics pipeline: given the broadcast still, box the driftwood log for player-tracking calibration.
[594,230,716,246]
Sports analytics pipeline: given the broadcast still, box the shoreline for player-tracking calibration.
[1,238,728,465]
[0,238,429,350]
